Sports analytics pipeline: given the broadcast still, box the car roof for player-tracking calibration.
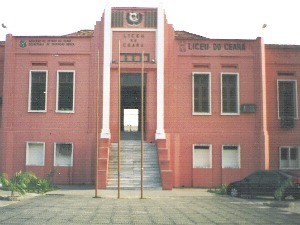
[252,170,292,178]
[279,170,299,178]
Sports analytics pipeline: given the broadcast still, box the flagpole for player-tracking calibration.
[141,51,144,199]
[95,49,100,198]
[118,40,121,199]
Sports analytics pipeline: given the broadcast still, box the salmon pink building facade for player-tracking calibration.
[0,3,299,190]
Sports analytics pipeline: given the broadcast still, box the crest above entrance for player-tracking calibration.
[126,12,143,26]
[112,9,157,28]
[108,0,162,29]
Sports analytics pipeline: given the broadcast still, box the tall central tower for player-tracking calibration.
[100,1,166,141]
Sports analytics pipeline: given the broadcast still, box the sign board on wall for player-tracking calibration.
[112,31,156,62]
[179,42,247,53]
[19,39,75,48]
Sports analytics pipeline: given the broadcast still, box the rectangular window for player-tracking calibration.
[26,142,45,166]
[29,71,47,112]
[280,147,300,169]
[221,73,239,114]
[56,71,75,112]
[278,80,298,119]
[222,145,240,168]
[193,73,211,114]
[54,143,73,166]
[193,144,212,168]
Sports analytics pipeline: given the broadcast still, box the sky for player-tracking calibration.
[0,0,299,45]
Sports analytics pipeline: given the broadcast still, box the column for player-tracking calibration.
[155,4,166,140]
[101,3,112,139]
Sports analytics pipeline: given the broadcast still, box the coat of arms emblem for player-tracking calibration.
[19,40,27,48]
[126,12,142,25]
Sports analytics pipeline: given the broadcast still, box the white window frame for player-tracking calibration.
[279,146,300,169]
[28,70,48,112]
[277,80,298,119]
[56,70,75,113]
[193,144,212,168]
[26,142,45,166]
[221,73,240,115]
[54,142,73,167]
[222,145,241,168]
[192,72,211,115]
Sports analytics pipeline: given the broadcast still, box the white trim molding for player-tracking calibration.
[155,3,166,140]
[101,2,112,139]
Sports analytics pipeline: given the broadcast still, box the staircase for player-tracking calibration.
[107,140,162,189]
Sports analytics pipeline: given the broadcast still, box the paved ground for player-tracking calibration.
[0,186,300,224]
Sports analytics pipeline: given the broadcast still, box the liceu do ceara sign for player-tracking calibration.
[180,42,246,52]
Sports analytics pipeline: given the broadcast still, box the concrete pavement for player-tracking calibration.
[0,186,300,224]
[49,185,216,198]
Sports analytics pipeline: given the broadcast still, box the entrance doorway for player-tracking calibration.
[121,73,146,140]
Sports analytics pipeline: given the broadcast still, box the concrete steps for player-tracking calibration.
[107,140,161,189]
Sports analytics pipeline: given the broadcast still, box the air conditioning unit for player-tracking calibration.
[240,104,256,113]
[281,117,294,128]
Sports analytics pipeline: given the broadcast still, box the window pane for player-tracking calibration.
[222,74,238,113]
[193,145,211,168]
[26,143,44,166]
[290,148,298,160]
[194,74,210,113]
[55,143,73,166]
[278,81,296,118]
[30,71,46,111]
[261,172,280,185]
[222,146,239,168]
[58,72,74,111]
[281,148,288,160]
[290,147,299,168]
[247,172,263,183]
[280,147,289,168]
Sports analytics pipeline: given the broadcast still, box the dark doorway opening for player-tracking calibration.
[121,73,146,140]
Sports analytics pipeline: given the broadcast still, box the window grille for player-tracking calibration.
[145,11,157,28]
[111,11,124,27]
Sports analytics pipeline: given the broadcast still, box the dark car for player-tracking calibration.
[227,170,300,200]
